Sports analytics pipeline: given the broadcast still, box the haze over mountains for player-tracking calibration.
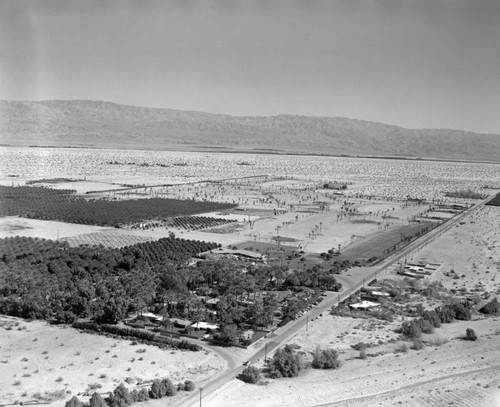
[1,100,499,162]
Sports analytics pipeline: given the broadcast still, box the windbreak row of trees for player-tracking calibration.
[0,185,236,226]
[400,301,472,339]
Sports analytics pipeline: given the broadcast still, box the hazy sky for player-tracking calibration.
[1,0,499,133]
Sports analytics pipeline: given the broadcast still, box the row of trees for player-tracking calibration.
[0,185,236,226]
[284,265,342,291]
[65,378,195,407]
[401,301,472,339]
[239,344,341,384]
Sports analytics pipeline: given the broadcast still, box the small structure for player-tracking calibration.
[239,329,254,342]
[205,298,220,309]
[140,312,163,322]
[170,318,192,328]
[349,300,380,310]
[191,321,219,331]
[199,248,267,263]
[398,261,441,279]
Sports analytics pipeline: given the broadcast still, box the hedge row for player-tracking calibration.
[401,301,471,339]
[73,321,201,351]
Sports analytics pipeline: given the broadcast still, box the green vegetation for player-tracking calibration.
[444,190,487,199]
[401,301,471,339]
[311,346,341,369]
[267,345,301,378]
[238,366,261,384]
[0,185,236,227]
[66,377,191,407]
[0,236,218,324]
[465,328,478,341]
[479,298,499,314]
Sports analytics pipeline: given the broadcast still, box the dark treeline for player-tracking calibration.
[0,185,236,226]
[0,236,218,323]
[0,234,344,337]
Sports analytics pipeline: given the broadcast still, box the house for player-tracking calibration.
[191,321,219,331]
[170,318,192,328]
[140,312,163,322]
[199,248,267,263]
[349,300,380,310]
[205,298,220,309]
[239,329,254,342]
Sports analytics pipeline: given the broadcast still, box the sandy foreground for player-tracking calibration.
[421,205,500,294]
[0,317,224,406]
[202,315,500,407]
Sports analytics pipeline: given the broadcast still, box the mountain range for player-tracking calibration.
[1,100,499,162]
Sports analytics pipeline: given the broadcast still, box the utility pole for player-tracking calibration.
[199,388,203,407]
[264,343,268,362]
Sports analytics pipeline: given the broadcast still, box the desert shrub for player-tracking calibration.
[162,378,176,397]
[359,350,367,359]
[65,396,84,407]
[412,339,424,350]
[184,380,196,392]
[452,303,471,321]
[129,390,138,403]
[421,310,441,328]
[107,383,132,407]
[479,298,499,315]
[401,321,422,339]
[395,343,409,353]
[149,379,165,399]
[428,336,448,346]
[136,388,150,402]
[466,328,478,341]
[387,287,402,298]
[312,346,341,369]
[238,366,261,383]
[88,392,107,407]
[267,345,301,378]
[149,378,176,399]
[435,305,455,323]
[350,342,369,351]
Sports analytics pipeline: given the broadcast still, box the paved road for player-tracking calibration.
[175,197,489,407]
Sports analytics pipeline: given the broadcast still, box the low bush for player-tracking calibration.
[267,345,301,378]
[184,380,195,391]
[465,328,478,341]
[238,366,261,384]
[351,342,369,351]
[479,298,499,315]
[312,346,341,369]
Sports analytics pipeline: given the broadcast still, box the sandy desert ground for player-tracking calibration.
[0,316,224,407]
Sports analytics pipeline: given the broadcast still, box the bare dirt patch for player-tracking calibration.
[0,316,224,407]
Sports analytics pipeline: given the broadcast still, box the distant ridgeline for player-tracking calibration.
[0,185,236,227]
